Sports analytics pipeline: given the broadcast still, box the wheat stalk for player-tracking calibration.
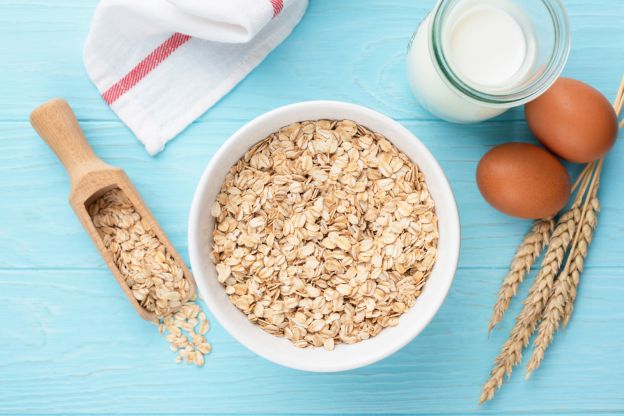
[479,206,580,403]
[525,163,602,377]
[562,185,601,328]
[487,218,554,332]
[486,161,596,334]
[480,156,600,402]
[481,163,594,402]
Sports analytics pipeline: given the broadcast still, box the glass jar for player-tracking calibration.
[406,0,570,123]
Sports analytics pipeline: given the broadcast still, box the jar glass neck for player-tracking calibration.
[430,0,570,106]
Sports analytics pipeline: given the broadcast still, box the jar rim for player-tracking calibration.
[430,0,571,106]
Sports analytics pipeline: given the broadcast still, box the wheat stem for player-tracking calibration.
[572,162,594,192]
[613,74,624,113]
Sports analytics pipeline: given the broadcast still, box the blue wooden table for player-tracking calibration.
[1,0,623,414]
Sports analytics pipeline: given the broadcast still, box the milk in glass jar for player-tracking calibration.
[407,0,570,123]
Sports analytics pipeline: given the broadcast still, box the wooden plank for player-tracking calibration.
[0,0,622,122]
[0,267,622,414]
[2,119,623,269]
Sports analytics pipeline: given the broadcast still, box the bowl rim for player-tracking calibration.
[188,100,460,372]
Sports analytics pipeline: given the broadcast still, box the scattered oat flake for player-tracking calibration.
[155,297,212,367]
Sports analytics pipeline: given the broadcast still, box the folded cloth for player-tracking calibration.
[84,0,308,155]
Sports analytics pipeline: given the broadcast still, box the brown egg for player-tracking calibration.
[477,143,570,219]
[525,77,618,163]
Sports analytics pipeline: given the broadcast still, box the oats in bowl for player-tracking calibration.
[210,119,438,350]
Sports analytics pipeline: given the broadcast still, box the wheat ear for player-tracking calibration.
[561,198,599,328]
[525,161,602,377]
[526,195,599,377]
[488,218,554,332]
[479,207,580,403]
[561,189,601,327]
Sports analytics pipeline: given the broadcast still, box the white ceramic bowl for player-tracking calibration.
[188,101,460,372]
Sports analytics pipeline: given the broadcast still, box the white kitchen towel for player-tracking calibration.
[84,0,308,155]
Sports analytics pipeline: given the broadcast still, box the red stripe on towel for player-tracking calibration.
[102,0,282,105]
[271,0,283,17]
[102,33,191,105]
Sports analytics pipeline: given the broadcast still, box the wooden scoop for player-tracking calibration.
[30,98,196,321]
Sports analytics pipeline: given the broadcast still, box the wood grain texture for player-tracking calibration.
[0,0,623,414]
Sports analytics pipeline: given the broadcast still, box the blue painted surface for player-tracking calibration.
[0,0,623,414]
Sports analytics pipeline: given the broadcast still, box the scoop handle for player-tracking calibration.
[30,98,111,186]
